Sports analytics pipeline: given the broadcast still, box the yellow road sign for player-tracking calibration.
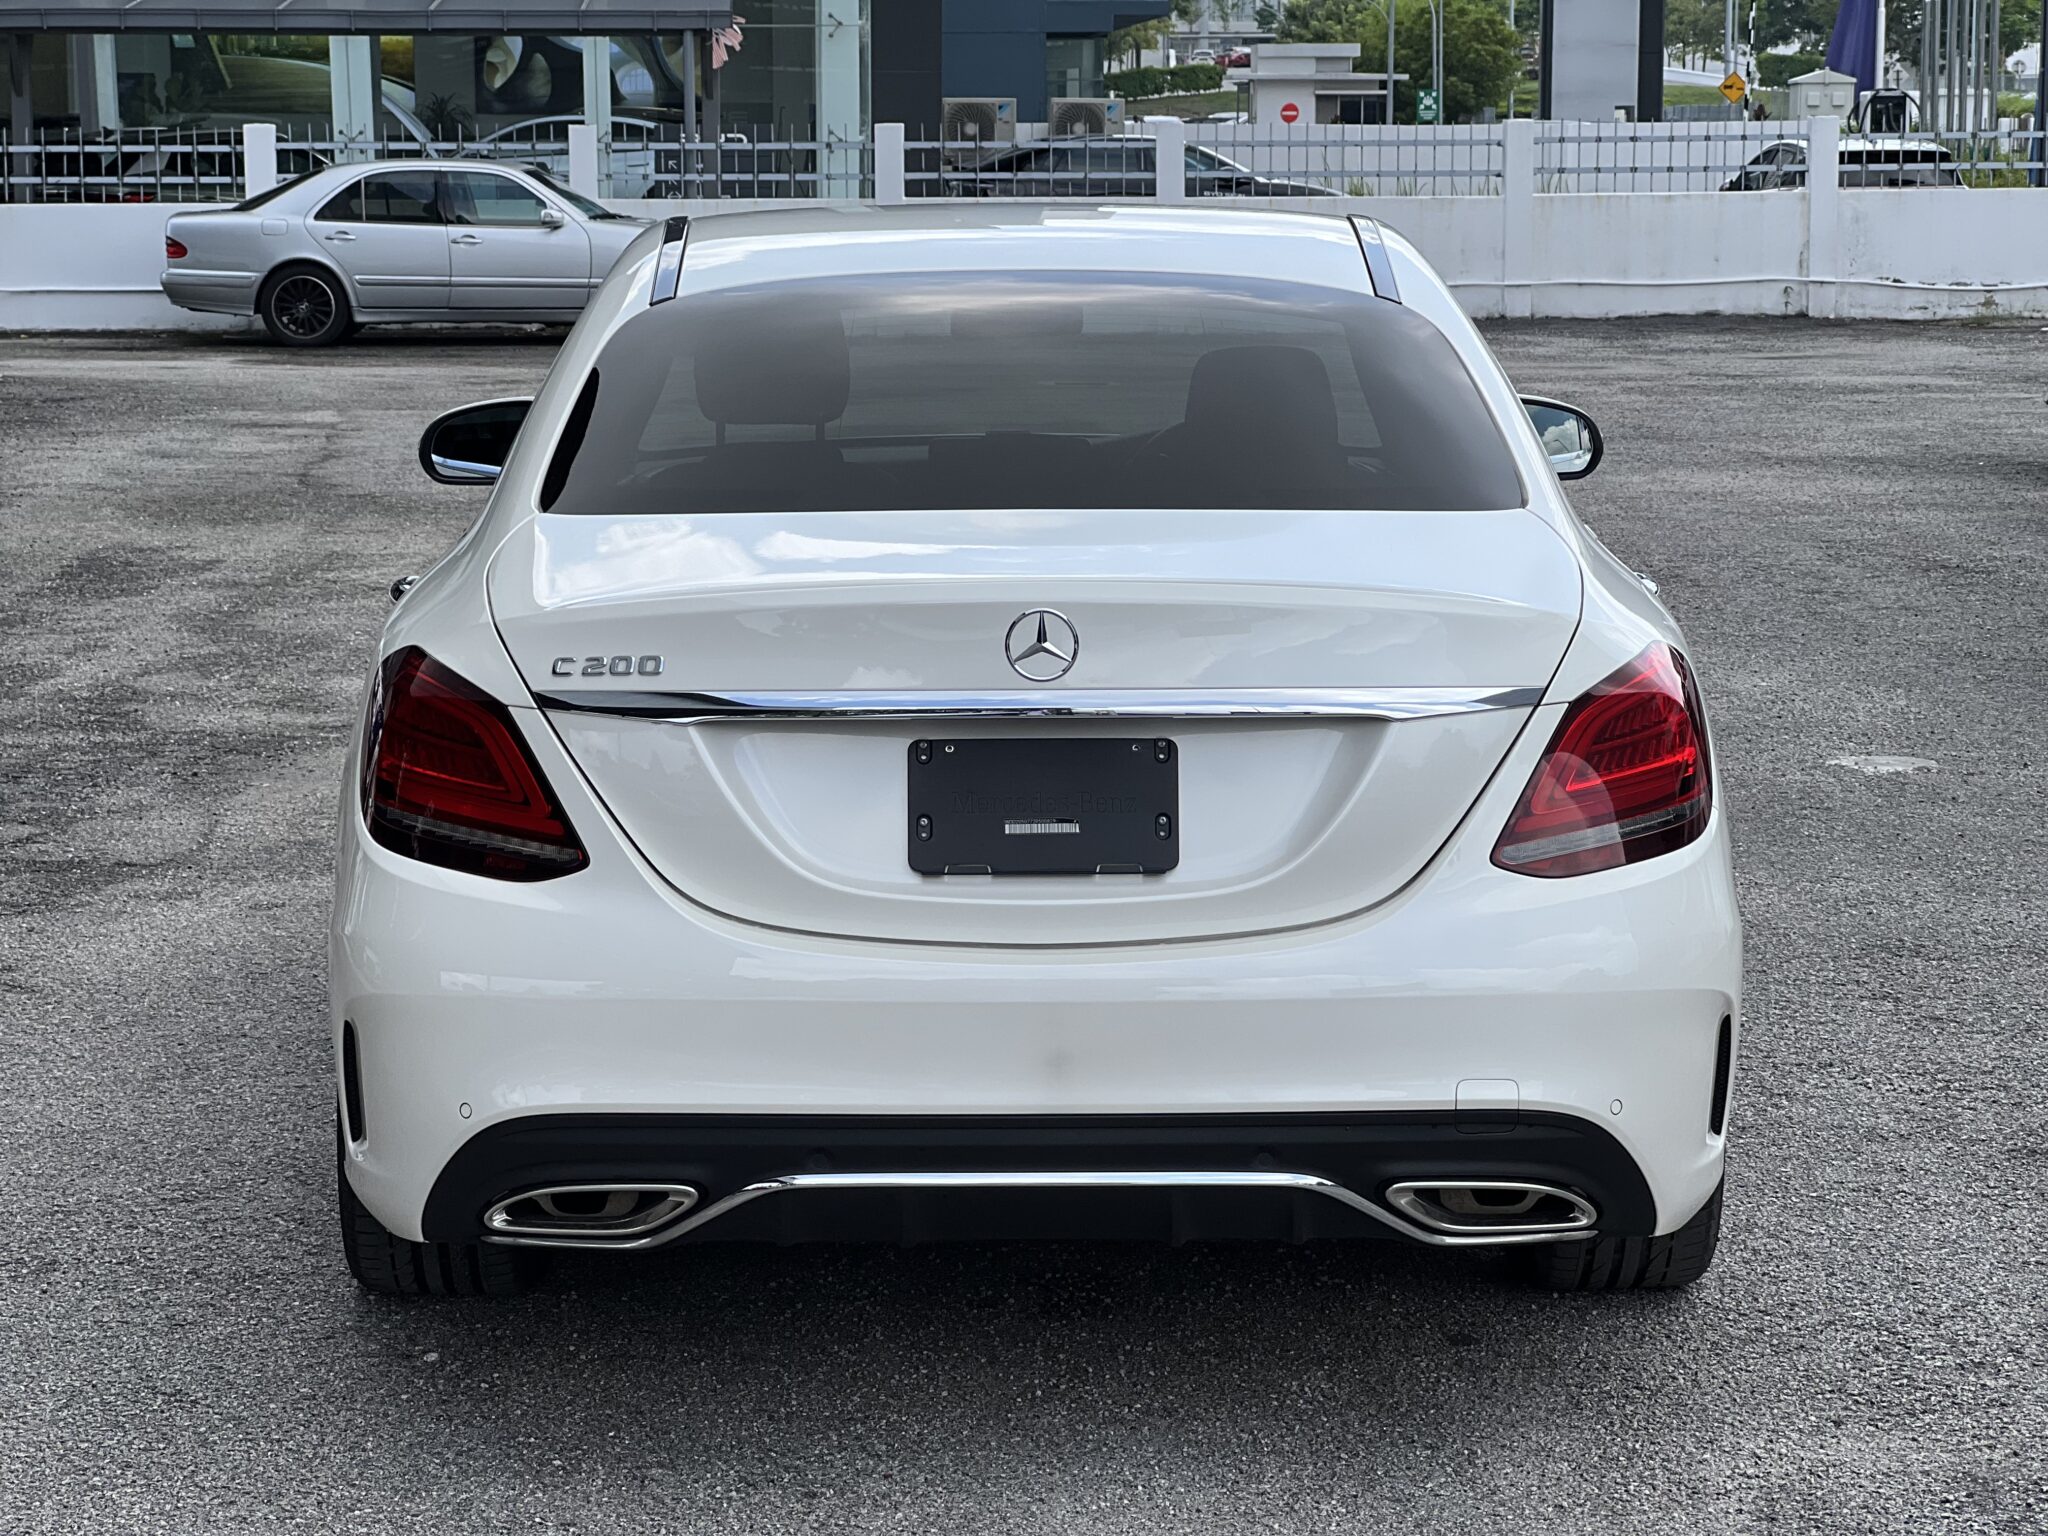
[1719,72,1747,103]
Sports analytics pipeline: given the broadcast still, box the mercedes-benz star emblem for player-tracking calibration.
[1004,609,1079,682]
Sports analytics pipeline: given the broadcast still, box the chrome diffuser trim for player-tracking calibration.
[481,1169,1597,1251]
[1383,1179,1598,1237]
[532,686,1544,724]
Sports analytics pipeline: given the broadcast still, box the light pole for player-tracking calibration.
[1725,0,1739,120]
[1424,0,1443,121]
[1351,0,1399,127]
[2035,0,2047,184]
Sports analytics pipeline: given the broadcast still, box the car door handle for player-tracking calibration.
[324,230,356,242]
[450,233,483,245]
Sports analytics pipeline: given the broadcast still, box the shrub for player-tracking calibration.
[1757,51,1825,88]
[1108,63,1224,99]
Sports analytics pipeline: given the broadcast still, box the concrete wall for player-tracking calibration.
[0,201,249,332]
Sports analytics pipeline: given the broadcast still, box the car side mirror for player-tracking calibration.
[1521,396,1603,480]
[539,206,566,229]
[418,397,532,485]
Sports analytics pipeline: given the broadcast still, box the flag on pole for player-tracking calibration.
[1824,0,1879,96]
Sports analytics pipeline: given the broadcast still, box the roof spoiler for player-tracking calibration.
[1349,217,1401,304]
[650,215,689,305]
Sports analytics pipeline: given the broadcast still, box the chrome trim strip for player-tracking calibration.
[482,1169,1598,1252]
[532,686,1543,724]
[428,453,503,482]
[1383,1180,1598,1237]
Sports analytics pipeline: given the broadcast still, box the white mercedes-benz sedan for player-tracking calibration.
[331,205,1740,1298]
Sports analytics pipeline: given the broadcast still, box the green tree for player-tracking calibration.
[1880,0,2033,73]
[1664,0,1729,54]
[1276,0,1520,121]
[1748,0,1837,49]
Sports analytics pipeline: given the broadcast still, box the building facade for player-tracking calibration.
[4,0,1170,148]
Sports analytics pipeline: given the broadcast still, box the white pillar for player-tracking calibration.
[1804,116,1840,319]
[1152,115,1186,201]
[568,123,600,198]
[69,34,120,134]
[815,2,864,195]
[874,121,906,203]
[242,121,278,199]
[580,37,612,194]
[328,36,377,160]
[5,33,31,144]
[1500,117,1534,319]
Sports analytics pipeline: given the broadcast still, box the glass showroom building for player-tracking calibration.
[0,0,1171,147]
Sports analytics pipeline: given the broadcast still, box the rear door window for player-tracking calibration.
[314,171,441,224]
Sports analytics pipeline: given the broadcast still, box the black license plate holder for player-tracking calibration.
[908,737,1179,875]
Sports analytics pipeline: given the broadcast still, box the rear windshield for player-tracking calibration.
[542,272,1523,515]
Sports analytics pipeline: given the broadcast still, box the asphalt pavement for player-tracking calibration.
[0,320,2043,1533]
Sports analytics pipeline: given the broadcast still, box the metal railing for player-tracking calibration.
[903,124,1506,199]
[1863,128,2046,187]
[1,127,250,203]
[1535,120,1801,193]
[1189,122,1505,196]
[903,134,1157,198]
[0,123,869,203]
[7,119,2045,205]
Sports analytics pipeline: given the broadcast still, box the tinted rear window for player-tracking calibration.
[314,171,441,224]
[543,272,1523,515]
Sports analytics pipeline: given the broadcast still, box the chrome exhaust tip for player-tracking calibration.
[484,1183,700,1246]
[1384,1180,1596,1237]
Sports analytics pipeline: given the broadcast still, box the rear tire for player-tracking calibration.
[1520,1179,1723,1292]
[259,264,351,347]
[337,1128,542,1298]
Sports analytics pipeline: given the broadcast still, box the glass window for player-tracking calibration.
[712,18,818,135]
[1046,36,1106,102]
[402,34,584,137]
[444,170,549,225]
[543,272,1524,517]
[314,171,440,224]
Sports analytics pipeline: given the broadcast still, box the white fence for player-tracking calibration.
[6,117,2048,330]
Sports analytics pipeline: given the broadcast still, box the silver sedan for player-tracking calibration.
[162,160,650,346]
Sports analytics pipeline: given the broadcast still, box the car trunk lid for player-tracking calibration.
[489,507,1579,945]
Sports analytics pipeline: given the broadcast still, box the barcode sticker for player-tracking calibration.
[1004,819,1081,836]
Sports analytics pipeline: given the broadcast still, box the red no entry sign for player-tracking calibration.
[1279,101,1300,124]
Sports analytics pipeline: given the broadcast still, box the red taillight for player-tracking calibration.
[165,236,188,259]
[1492,643,1712,878]
[362,648,586,881]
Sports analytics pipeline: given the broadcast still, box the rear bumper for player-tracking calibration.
[332,701,1742,1245]
[421,1110,1659,1246]
[161,268,258,315]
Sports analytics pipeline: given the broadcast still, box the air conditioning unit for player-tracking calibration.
[1050,97,1126,136]
[941,97,1017,148]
